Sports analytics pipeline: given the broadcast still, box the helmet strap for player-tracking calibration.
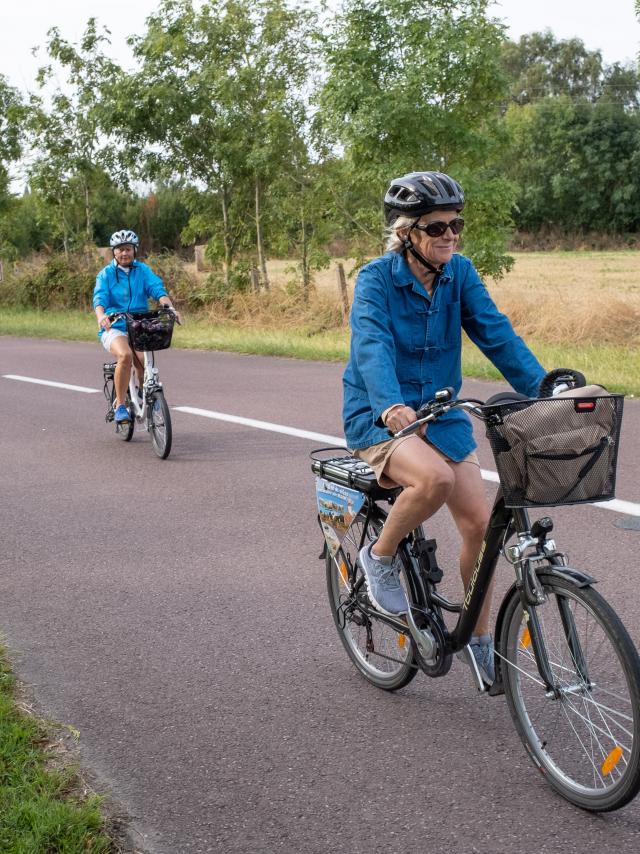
[402,227,444,277]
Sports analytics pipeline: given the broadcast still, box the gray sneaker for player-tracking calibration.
[458,634,495,686]
[358,544,408,616]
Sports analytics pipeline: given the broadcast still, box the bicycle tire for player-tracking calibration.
[501,574,640,811]
[148,390,172,459]
[326,513,417,691]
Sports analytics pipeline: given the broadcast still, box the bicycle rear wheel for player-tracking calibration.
[501,574,640,811]
[148,390,172,459]
[326,513,417,690]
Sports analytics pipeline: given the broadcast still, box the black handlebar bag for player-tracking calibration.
[483,386,624,508]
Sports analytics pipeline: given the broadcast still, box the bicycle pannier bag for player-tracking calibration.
[483,386,623,508]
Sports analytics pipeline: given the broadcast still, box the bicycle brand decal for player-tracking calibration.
[463,539,486,610]
[315,478,366,556]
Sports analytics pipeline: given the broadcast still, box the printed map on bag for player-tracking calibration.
[315,478,366,556]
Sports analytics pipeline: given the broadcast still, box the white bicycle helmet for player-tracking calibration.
[109,229,140,249]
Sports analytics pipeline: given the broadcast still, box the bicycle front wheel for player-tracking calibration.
[148,391,172,459]
[501,574,640,811]
[326,513,417,691]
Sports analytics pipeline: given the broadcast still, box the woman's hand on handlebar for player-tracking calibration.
[98,314,112,332]
[385,405,424,436]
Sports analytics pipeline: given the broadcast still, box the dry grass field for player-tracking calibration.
[285,250,640,346]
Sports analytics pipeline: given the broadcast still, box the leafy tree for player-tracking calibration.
[315,0,515,276]
[27,19,122,253]
[117,0,315,290]
[503,97,640,233]
[0,75,25,260]
[501,31,603,105]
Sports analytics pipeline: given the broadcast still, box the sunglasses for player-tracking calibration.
[413,217,465,237]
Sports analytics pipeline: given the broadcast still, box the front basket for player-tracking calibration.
[126,311,174,352]
[483,394,624,508]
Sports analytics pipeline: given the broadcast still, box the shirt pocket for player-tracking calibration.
[436,299,461,347]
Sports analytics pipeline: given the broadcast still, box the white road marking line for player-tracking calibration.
[175,405,640,518]
[3,374,100,394]
[174,406,345,445]
[3,377,639,517]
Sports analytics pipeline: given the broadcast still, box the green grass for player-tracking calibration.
[0,650,115,853]
[0,308,637,396]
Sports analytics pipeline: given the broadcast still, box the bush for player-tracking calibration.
[0,249,102,310]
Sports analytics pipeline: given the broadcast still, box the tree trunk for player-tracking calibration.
[255,176,270,291]
[301,217,310,303]
[221,187,232,291]
[337,262,349,324]
[83,178,92,243]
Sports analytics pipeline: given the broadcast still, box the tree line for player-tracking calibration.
[1,0,639,291]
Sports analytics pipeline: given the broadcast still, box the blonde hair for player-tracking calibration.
[384,215,418,252]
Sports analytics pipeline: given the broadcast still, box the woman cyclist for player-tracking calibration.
[93,229,179,424]
[343,171,546,683]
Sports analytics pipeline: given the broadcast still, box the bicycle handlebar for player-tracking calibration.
[106,306,181,325]
[391,369,590,440]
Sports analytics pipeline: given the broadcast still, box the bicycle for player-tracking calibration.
[102,308,176,459]
[312,370,640,812]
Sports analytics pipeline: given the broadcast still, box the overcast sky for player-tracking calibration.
[1,0,639,92]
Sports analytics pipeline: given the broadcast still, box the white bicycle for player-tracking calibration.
[102,309,176,459]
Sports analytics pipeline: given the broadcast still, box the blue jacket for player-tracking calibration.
[343,251,545,457]
[93,260,168,335]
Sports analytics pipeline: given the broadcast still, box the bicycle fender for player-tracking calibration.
[490,566,596,697]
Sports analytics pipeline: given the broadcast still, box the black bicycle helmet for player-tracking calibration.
[384,171,465,224]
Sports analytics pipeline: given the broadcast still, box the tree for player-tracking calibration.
[315,0,515,277]
[116,0,315,291]
[27,19,122,253]
[503,97,640,233]
[0,75,25,260]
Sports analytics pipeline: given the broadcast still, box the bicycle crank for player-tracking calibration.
[404,607,452,677]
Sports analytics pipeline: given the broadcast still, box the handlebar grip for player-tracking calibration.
[538,368,586,398]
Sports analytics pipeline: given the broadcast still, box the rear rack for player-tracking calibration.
[311,451,400,500]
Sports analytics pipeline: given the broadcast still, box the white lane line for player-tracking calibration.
[174,406,344,445]
[3,378,639,518]
[174,405,640,518]
[3,374,100,394]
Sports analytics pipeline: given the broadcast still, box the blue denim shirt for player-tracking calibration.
[343,251,545,458]
[93,260,168,336]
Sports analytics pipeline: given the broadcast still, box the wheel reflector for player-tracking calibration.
[520,627,531,649]
[398,634,406,649]
[601,746,623,776]
[339,559,348,585]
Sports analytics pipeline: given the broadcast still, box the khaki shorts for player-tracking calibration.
[353,434,479,489]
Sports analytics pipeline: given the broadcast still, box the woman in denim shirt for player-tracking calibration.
[343,171,545,683]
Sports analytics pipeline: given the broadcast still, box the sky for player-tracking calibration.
[1,0,639,92]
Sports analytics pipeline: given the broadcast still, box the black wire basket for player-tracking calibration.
[126,311,175,352]
[483,394,624,508]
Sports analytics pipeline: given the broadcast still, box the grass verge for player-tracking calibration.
[0,648,116,852]
[0,308,638,396]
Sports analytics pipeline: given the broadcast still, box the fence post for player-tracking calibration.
[250,266,260,294]
[337,262,349,324]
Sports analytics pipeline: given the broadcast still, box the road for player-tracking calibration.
[1,336,640,854]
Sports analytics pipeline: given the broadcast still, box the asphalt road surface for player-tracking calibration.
[1,336,640,854]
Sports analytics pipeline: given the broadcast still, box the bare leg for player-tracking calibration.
[109,336,134,407]
[374,436,454,557]
[444,459,492,635]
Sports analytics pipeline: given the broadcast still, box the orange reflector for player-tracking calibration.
[398,634,406,649]
[339,560,348,585]
[601,746,623,776]
[520,627,531,649]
